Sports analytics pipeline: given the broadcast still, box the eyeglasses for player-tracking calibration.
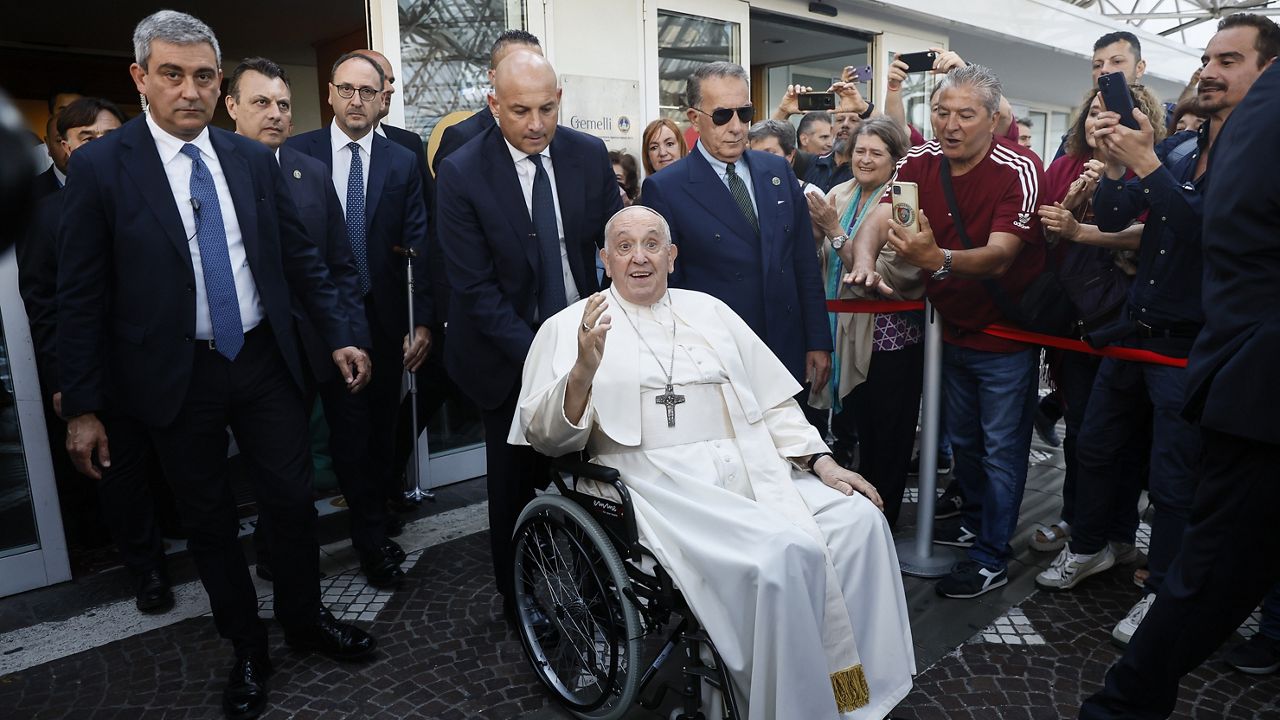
[691,105,754,126]
[333,83,380,102]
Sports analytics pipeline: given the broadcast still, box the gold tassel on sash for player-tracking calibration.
[830,664,870,713]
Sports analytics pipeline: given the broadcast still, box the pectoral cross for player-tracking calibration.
[655,383,686,428]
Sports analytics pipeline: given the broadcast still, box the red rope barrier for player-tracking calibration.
[825,299,1188,368]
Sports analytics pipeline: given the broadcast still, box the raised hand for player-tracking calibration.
[574,293,612,380]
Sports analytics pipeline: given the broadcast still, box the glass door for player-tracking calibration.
[646,0,750,145]
[0,250,70,597]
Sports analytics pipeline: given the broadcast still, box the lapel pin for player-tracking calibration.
[771,176,781,186]
[293,169,302,179]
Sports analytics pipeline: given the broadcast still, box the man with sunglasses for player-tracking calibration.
[288,52,432,562]
[641,61,832,417]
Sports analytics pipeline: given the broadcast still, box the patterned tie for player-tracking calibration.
[181,144,244,361]
[726,162,759,234]
[346,141,371,295]
[529,153,568,321]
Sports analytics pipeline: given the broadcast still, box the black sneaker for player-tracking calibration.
[936,561,1008,599]
[934,484,964,520]
[932,518,977,548]
[1225,633,1280,675]
[1033,408,1063,447]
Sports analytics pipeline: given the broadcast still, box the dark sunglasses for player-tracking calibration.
[692,105,754,126]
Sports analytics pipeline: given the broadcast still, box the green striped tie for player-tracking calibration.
[726,162,759,234]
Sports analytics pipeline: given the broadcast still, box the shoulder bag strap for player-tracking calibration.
[938,156,1026,327]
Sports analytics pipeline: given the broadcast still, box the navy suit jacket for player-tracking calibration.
[278,145,370,382]
[56,116,354,426]
[437,123,622,411]
[1183,61,1280,444]
[32,166,62,201]
[640,147,831,382]
[287,127,432,342]
[15,191,63,391]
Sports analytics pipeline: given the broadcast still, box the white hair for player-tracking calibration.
[604,206,673,250]
[133,10,222,70]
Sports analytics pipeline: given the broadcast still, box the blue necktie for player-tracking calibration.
[529,153,567,321]
[181,144,244,361]
[346,142,371,295]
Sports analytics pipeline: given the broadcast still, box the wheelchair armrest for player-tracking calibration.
[552,455,621,484]
[550,453,641,558]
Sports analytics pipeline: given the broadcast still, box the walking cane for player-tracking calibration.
[393,245,434,503]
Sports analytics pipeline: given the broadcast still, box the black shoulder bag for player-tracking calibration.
[938,157,1077,337]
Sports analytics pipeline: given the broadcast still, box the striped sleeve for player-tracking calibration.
[988,143,1043,244]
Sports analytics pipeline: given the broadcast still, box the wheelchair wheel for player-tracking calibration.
[512,494,643,720]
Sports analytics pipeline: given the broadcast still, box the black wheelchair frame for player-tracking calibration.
[508,453,742,720]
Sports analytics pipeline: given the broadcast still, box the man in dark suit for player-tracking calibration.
[641,62,832,395]
[1080,15,1279,719]
[32,90,83,200]
[436,50,621,623]
[17,96,175,614]
[57,12,375,719]
[225,57,404,588]
[287,51,432,540]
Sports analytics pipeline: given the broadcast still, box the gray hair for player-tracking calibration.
[796,111,832,139]
[933,63,1002,117]
[748,119,797,156]
[604,206,673,250]
[845,116,909,164]
[685,61,749,110]
[133,10,222,71]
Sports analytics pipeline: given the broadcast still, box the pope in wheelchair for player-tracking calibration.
[509,206,915,719]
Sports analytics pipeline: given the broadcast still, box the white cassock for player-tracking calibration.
[508,288,915,720]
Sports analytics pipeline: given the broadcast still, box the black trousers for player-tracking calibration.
[254,367,389,563]
[1079,429,1280,719]
[98,412,167,577]
[149,326,320,657]
[483,385,548,600]
[849,343,924,528]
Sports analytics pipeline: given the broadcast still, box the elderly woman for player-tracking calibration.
[641,118,687,176]
[806,117,922,527]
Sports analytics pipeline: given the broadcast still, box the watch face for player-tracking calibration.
[831,236,845,249]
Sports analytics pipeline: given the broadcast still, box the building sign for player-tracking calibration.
[558,74,642,157]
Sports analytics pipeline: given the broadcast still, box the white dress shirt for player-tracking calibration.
[503,138,579,307]
[696,140,757,212]
[145,111,263,339]
[329,121,374,217]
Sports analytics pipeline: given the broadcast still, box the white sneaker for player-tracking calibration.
[1112,593,1157,646]
[1109,541,1145,566]
[1035,545,1116,591]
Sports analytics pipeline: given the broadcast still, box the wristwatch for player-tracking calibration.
[931,248,953,280]
[830,234,849,250]
[807,452,835,473]
[858,101,876,120]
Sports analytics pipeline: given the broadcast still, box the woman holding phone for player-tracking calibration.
[806,117,924,527]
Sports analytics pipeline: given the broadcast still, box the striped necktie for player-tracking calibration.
[726,161,759,234]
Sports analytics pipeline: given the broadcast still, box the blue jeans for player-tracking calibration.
[943,344,1039,570]
[1071,358,1200,593]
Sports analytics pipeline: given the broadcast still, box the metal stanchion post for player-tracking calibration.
[897,299,962,577]
[394,246,433,503]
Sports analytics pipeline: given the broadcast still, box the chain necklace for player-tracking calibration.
[609,288,685,427]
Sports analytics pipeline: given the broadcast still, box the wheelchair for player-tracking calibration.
[510,454,742,720]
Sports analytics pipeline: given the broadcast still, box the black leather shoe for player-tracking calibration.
[380,539,406,564]
[285,609,377,661]
[223,653,273,720]
[360,551,405,589]
[135,570,175,614]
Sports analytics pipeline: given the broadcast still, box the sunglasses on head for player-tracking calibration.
[692,105,754,126]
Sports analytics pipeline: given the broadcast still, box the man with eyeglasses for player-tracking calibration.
[641,61,832,418]
[289,52,432,554]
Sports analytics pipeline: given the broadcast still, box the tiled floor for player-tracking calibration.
[3,435,1280,719]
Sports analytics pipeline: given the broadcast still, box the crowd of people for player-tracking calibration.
[11,6,1280,719]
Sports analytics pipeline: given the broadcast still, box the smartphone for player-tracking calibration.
[891,182,920,233]
[842,64,873,83]
[797,92,836,112]
[1097,71,1140,130]
[898,51,939,74]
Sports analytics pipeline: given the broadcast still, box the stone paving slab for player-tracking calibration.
[4,491,1278,719]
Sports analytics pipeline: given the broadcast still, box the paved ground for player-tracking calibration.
[3,432,1279,718]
